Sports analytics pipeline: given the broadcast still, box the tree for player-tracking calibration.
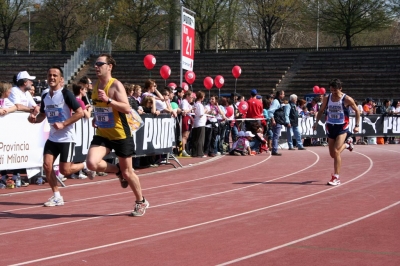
[0,0,27,54]
[181,0,229,53]
[244,0,300,51]
[303,0,394,49]
[113,0,163,53]
[35,0,89,53]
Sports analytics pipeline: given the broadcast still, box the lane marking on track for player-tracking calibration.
[0,151,315,235]
[0,155,224,198]
[0,155,270,213]
[217,201,400,265]
[8,152,375,265]
[1,150,371,238]
[371,146,400,154]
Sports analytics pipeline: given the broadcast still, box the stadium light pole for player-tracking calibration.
[316,0,319,51]
[216,20,218,53]
[28,7,31,54]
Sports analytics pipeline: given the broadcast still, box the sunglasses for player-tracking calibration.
[94,62,108,67]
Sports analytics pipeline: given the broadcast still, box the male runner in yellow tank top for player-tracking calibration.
[86,54,149,216]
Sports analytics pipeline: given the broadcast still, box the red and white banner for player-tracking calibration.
[181,8,195,71]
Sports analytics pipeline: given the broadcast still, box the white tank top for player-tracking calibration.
[326,94,346,124]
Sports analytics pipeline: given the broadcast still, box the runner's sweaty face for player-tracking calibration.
[47,68,63,90]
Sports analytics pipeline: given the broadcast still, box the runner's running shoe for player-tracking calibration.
[44,196,64,207]
[83,169,96,180]
[327,175,341,186]
[116,163,129,189]
[131,198,150,217]
[346,137,354,152]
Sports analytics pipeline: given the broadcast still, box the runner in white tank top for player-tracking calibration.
[313,79,360,186]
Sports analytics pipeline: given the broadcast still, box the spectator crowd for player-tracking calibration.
[1,68,398,189]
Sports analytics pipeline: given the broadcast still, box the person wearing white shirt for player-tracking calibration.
[0,81,17,116]
[191,91,207,157]
[155,88,177,117]
[179,91,193,157]
[9,71,38,113]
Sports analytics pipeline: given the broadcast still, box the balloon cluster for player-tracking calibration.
[313,86,326,94]
[143,54,243,93]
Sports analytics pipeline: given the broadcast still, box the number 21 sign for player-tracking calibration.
[181,10,195,71]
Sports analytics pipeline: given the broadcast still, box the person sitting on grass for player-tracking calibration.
[229,131,255,156]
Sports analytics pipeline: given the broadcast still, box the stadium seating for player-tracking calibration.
[1,47,399,103]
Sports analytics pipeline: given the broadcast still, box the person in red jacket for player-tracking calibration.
[246,89,264,130]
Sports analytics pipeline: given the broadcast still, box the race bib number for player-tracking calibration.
[328,113,344,123]
[94,107,115,128]
[45,107,65,124]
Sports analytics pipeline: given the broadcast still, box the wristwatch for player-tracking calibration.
[107,98,112,105]
[355,124,359,127]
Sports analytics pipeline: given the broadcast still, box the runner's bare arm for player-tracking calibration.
[345,96,361,133]
[107,80,131,114]
[53,107,84,130]
[313,95,328,130]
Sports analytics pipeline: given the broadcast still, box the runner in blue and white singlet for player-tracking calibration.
[313,78,360,187]
[325,93,350,139]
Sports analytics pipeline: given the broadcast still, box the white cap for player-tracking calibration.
[17,71,36,81]
[245,131,255,137]
[238,131,245,137]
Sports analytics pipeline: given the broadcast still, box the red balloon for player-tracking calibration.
[143,54,156,70]
[320,87,326,94]
[232,65,242,79]
[214,75,224,89]
[203,77,213,90]
[313,85,320,94]
[168,82,177,89]
[238,101,248,117]
[185,71,196,85]
[225,106,233,118]
[181,82,189,91]
[160,65,171,80]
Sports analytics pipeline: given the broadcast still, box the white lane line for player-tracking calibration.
[0,155,225,197]
[217,201,400,265]
[0,152,310,235]
[9,153,376,266]
[1,155,270,213]
[1,150,371,239]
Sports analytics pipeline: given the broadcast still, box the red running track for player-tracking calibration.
[0,145,399,266]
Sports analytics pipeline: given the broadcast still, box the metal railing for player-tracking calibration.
[62,36,112,83]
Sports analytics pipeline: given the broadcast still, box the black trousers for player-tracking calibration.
[191,126,205,157]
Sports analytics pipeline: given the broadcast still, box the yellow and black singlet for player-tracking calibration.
[92,78,132,140]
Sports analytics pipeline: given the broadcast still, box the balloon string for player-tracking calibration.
[234,79,237,94]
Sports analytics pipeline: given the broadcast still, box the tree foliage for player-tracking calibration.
[181,0,229,53]
[243,0,301,51]
[34,0,89,53]
[113,0,163,53]
[0,0,27,54]
[303,0,394,49]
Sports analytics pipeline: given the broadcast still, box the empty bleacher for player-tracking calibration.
[0,54,72,94]
[84,51,299,97]
[282,49,400,102]
[1,47,399,104]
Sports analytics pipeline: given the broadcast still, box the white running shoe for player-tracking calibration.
[131,198,150,217]
[44,196,64,207]
[346,137,354,152]
[181,150,191,157]
[327,176,341,186]
[71,173,87,179]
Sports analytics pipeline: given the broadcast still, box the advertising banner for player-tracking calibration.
[181,8,195,71]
